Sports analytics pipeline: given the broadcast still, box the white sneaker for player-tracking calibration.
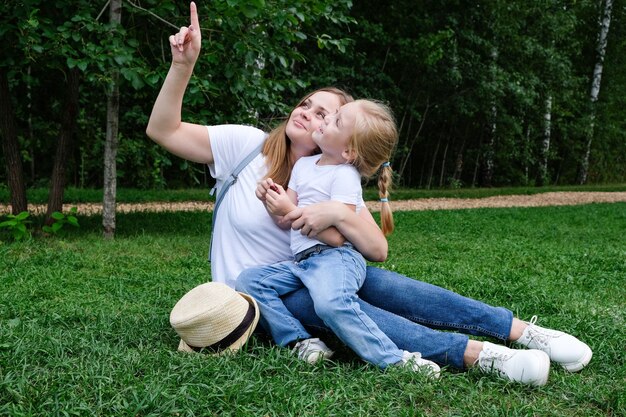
[398,351,441,379]
[292,338,334,364]
[515,316,592,372]
[477,342,550,386]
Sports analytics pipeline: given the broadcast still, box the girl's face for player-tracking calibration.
[286,91,343,152]
[312,101,359,164]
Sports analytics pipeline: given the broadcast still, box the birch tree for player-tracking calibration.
[103,0,122,239]
[537,95,552,186]
[482,47,499,188]
[579,0,613,184]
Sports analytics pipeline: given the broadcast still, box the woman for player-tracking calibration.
[147,2,591,386]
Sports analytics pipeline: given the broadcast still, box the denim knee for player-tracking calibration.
[312,297,334,322]
[235,268,259,294]
[312,292,351,323]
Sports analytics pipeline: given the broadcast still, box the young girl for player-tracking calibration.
[245,100,439,375]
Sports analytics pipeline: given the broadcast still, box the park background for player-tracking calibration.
[2,0,625,216]
[1,1,625,416]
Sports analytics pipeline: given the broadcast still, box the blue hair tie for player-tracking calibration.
[381,162,391,168]
[380,198,389,203]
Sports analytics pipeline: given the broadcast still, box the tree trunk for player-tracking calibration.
[579,0,613,184]
[438,138,449,188]
[482,47,498,187]
[427,138,440,190]
[453,139,465,182]
[398,97,429,181]
[0,68,28,214]
[482,106,497,187]
[45,68,80,224]
[418,144,427,188]
[472,134,483,188]
[523,123,531,186]
[103,0,122,239]
[537,95,552,186]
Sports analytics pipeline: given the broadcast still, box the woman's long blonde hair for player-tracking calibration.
[263,87,354,187]
[348,100,399,236]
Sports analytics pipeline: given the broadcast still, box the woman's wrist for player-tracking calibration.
[336,201,362,229]
[327,201,349,227]
[170,61,195,78]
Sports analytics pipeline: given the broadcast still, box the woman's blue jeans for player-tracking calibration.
[238,265,513,370]
[237,246,405,368]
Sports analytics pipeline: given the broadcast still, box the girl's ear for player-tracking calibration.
[342,148,357,163]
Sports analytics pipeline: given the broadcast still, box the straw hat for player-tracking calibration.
[170,282,260,354]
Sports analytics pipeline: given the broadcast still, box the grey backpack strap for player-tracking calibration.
[208,141,265,261]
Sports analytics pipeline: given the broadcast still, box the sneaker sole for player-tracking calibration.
[560,346,592,372]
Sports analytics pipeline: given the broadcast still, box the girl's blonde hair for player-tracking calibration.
[263,87,354,187]
[348,100,399,235]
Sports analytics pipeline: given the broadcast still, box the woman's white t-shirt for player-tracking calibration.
[207,124,292,288]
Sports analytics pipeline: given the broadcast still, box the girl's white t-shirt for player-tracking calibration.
[207,124,292,288]
[287,155,363,256]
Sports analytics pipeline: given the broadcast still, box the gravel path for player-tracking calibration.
[2,191,625,215]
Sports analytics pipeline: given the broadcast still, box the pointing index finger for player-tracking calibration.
[190,2,200,29]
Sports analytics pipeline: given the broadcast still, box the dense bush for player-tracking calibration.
[1,0,624,192]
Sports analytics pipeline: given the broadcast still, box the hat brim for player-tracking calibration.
[177,291,260,355]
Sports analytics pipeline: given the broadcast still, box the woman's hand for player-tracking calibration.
[168,2,202,67]
[286,200,388,262]
[286,200,345,237]
[146,2,213,165]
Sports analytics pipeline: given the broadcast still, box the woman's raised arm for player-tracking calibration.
[146,2,213,164]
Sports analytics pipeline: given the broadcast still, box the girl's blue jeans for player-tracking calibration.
[237,265,513,370]
[237,245,405,368]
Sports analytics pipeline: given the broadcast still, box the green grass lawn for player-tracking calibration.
[1,203,625,416]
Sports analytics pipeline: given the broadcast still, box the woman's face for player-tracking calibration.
[286,91,343,151]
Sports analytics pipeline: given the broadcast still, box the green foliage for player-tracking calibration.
[184,0,355,125]
[0,211,32,241]
[0,208,80,241]
[0,204,624,415]
[42,207,80,235]
[0,0,358,190]
[0,0,624,190]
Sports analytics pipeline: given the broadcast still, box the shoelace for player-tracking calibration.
[526,315,561,347]
[293,339,323,361]
[401,351,423,364]
[293,341,309,360]
[478,347,513,376]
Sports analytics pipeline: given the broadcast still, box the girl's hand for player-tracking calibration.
[256,178,276,201]
[265,184,294,216]
[168,2,202,67]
